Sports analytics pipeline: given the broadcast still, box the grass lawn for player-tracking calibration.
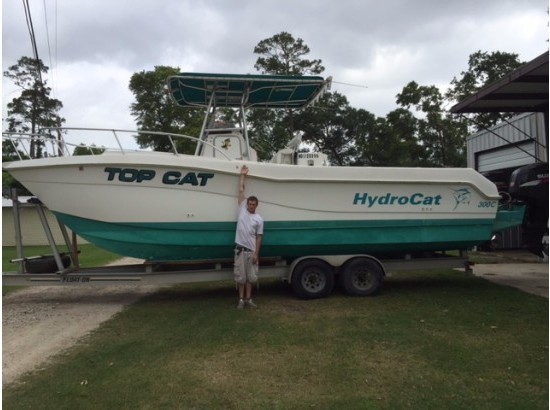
[2,244,123,272]
[3,268,547,409]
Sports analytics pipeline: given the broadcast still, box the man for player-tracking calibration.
[234,164,264,309]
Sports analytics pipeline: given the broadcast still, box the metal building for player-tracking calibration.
[467,112,547,173]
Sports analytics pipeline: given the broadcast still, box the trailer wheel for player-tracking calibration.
[291,259,334,299]
[340,258,383,296]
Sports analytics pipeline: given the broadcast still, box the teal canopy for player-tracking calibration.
[167,73,329,109]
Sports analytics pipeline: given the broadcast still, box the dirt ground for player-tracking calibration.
[2,257,156,386]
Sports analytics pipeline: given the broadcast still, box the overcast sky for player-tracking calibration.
[2,0,548,142]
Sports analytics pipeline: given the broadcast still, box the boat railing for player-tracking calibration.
[4,132,44,160]
[2,127,234,161]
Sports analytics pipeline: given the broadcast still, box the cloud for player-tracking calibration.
[2,0,548,132]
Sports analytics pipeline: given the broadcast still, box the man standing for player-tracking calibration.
[234,165,263,309]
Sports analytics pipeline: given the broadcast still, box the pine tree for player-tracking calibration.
[3,56,65,159]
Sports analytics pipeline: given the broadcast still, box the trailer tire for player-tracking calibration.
[340,257,383,296]
[291,259,334,299]
[25,255,71,274]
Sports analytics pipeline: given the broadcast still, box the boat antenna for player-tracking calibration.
[332,80,368,89]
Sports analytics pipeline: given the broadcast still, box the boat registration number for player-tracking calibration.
[62,276,91,283]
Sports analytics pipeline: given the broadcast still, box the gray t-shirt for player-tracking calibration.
[235,202,264,251]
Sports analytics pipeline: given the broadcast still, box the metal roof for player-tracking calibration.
[167,73,330,109]
[450,51,548,114]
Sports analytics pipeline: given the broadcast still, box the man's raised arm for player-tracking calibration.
[238,165,248,205]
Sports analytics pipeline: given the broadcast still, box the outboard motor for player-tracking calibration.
[508,163,549,257]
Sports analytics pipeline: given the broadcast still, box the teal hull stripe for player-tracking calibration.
[54,212,498,261]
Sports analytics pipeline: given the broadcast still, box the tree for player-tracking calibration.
[129,66,203,153]
[397,81,466,167]
[389,51,523,167]
[2,135,28,162]
[247,108,293,161]
[294,92,359,165]
[250,32,325,160]
[253,31,324,75]
[447,50,523,130]
[73,144,105,155]
[3,56,65,159]
[354,109,423,167]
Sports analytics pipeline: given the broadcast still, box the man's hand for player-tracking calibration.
[238,165,248,204]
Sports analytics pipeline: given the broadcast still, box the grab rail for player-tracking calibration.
[2,132,68,160]
[2,127,235,161]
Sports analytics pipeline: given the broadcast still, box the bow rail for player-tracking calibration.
[2,127,234,161]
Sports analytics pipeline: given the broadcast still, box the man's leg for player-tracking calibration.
[234,251,246,309]
[245,282,257,308]
[244,254,258,308]
[236,283,246,309]
[245,282,252,299]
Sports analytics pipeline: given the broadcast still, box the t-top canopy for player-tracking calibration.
[167,73,330,109]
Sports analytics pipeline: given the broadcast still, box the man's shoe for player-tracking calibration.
[237,299,245,309]
[245,299,257,309]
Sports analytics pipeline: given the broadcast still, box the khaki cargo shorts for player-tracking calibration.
[234,249,258,284]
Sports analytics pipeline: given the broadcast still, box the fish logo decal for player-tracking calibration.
[452,188,471,210]
[221,138,232,150]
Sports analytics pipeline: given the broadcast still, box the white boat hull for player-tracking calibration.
[4,152,523,261]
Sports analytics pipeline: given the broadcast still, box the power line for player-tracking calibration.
[42,0,56,97]
[22,0,43,83]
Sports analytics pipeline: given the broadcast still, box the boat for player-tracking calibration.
[2,73,525,261]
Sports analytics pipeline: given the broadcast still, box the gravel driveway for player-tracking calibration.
[2,258,156,386]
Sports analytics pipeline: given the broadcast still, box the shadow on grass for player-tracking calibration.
[141,269,496,305]
[383,270,489,293]
[141,280,291,307]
